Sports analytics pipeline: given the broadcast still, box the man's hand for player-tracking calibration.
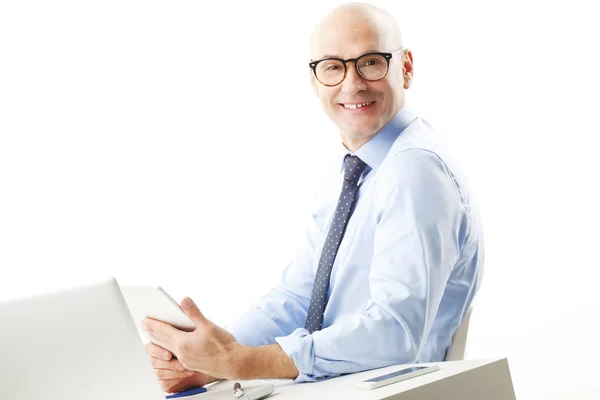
[142,297,242,379]
[145,342,218,393]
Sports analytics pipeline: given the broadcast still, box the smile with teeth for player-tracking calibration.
[342,101,374,109]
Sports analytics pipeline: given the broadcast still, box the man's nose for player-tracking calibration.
[341,63,367,94]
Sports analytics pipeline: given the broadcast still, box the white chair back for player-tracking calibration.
[445,307,474,361]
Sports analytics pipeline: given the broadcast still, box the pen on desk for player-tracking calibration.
[165,387,207,399]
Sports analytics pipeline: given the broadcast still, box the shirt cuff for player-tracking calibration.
[275,328,336,382]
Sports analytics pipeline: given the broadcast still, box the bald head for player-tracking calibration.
[309,2,404,60]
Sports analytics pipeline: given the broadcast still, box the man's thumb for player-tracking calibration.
[181,297,206,324]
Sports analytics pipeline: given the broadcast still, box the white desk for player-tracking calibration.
[199,358,515,399]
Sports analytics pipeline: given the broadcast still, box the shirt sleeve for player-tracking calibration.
[225,203,322,347]
[275,149,469,382]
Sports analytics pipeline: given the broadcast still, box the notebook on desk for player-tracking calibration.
[0,278,172,400]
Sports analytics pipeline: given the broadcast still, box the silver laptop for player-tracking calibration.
[0,278,165,400]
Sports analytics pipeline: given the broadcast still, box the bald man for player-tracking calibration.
[142,2,483,392]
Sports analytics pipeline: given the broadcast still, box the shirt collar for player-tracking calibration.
[339,103,418,171]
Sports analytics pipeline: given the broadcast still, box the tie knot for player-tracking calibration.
[343,155,367,183]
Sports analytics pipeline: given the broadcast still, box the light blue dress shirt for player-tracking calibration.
[225,105,484,382]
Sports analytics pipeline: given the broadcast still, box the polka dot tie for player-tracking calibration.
[304,154,368,333]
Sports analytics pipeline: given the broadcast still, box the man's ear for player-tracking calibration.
[402,49,414,89]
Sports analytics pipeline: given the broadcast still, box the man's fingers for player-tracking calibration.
[145,342,172,361]
[155,368,195,380]
[181,297,206,324]
[150,357,188,371]
[143,318,178,351]
[168,380,195,394]
[159,378,185,393]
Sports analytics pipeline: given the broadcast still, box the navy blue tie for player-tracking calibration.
[305,154,367,333]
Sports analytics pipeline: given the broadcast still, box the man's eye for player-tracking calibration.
[363,60,380,67]
[326,65,340,71]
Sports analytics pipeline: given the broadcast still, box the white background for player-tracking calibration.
[1,0,599,398]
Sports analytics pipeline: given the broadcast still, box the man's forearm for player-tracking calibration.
[232,343,299,380]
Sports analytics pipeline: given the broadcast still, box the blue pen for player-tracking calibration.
[165,387,207,398]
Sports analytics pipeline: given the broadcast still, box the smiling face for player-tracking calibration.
[309,5,413,151]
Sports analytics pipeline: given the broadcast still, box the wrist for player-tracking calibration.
[229,342,250,380]
[229,343,299,381]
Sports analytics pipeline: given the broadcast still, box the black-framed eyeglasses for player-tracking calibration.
[309,47,404,87]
